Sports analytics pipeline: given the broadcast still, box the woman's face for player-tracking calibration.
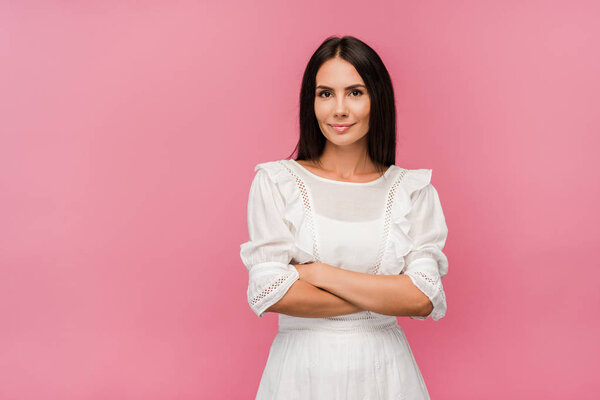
[314,57,371,147]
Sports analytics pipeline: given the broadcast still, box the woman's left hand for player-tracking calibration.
[293,262,323,286]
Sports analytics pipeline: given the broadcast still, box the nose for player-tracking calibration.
[334,96,348,118]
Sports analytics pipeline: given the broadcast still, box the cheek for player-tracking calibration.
[314,102,330,122]
[353,100,370,120]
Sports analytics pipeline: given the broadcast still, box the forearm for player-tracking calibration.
[308,264,431,317]
[266,278,365,318]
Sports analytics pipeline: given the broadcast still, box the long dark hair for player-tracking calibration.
[287,35,397,173]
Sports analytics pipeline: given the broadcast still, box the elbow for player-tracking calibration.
[414,297,449,321]
[418,298,434,317]
[250,298,282,317]
[258,293,291,316]
[265,301,281,314]
[247,266,300,317]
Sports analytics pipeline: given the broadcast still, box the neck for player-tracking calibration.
[316,140,380,178]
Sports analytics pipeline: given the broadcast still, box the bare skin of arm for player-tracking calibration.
[266,274,365,318]
[292,262,432,318]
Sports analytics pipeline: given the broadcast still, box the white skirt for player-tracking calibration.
[255,312,431,400]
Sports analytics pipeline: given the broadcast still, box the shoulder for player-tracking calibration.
[253,159,283,172]
[394,166,433,196]
[248,160,300,205]
[251,159,292,184]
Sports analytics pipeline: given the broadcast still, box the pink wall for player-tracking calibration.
[1,1,598,398]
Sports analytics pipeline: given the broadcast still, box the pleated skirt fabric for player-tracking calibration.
[255,313,431,400]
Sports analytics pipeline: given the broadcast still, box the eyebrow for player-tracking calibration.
[315,84,367,90]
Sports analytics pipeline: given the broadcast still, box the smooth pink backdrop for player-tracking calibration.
[1,1,598,399]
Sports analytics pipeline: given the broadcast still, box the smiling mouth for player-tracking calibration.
[329,123,355,132]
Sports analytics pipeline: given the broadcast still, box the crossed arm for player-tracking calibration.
[266,262,433,318]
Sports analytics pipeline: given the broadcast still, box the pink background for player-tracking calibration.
[1,1,598,398]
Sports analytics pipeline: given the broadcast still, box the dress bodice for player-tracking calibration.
[240,158,449,321]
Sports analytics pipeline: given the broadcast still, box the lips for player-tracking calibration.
[329,123,355,133]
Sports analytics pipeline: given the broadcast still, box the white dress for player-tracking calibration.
[240,159,449,400]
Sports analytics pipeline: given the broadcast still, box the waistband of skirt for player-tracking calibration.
[278,311,400,333]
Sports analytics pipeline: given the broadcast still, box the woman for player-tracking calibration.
[240,35,449,400]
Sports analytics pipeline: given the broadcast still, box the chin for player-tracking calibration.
[328,135,363,146]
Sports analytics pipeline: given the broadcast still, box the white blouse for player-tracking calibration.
[239,159,449,321]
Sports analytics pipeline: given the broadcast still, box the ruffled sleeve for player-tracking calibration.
[239,164,300,317]
[402,181,449,321]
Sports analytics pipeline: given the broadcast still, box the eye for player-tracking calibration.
[317,90,332,98]
[350,89,363,97]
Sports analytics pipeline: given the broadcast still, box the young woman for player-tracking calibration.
[240,35,449,400]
